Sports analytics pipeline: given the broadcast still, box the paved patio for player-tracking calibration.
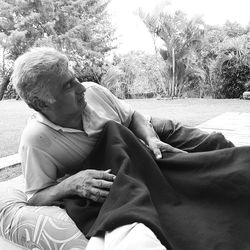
[196,112,250,147]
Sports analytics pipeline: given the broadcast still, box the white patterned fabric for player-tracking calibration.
[0,187,88,250]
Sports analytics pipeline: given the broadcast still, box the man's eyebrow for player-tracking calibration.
[63,78,74,88]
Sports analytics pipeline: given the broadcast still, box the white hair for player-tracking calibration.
[11,47,70,110]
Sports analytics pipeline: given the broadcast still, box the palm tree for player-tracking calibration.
[140,10,205,97]
[208,35,250,98]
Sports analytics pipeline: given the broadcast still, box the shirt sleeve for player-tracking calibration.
[94,84,135,127]
[19,144,57,199]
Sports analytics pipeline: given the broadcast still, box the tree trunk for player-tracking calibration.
[176,77,184,97]
[174,76,178,97]
[169,78,174,97]
[172,48,175,97]
[0,75,9,100]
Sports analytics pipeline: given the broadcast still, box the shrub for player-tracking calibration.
[3,82,20,100]
[245,81,250,91]
[111,51,167,98]
[208,36,250,98]
[217,57,250,98]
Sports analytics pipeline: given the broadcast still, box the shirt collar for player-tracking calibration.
[33,112,85,133]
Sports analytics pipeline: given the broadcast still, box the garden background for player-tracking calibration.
[1,0,250,162]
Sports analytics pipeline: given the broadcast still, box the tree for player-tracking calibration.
[223,21,247,38]
[0,0,115,99]
[140,10,205,97]
[197,25,227,97]
[0,32,13,99]
[212,35,250,98]
[101,51,166,99]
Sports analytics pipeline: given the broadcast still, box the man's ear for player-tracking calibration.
[31,97,48,112]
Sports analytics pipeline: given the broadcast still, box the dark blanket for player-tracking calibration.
[64,121,250,250]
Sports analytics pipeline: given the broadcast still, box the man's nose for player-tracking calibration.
[75,81,86,94]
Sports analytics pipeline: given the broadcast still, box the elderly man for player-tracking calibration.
[12,46,218,206]
[12,47,238,250]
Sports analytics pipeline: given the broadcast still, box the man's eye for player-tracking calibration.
[65,81,74,89]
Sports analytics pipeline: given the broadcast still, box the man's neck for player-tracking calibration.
[58,117,83,130]
[42,112,83,130]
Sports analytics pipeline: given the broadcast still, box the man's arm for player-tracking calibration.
[28,169,116,206]
[129,111,186,159]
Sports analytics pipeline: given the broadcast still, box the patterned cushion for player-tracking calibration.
[0,187,88,250]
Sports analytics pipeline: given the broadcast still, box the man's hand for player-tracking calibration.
[129,111,187,159]
[148,137,187,159]
[66,169,116,203]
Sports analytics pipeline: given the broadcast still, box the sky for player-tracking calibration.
[108,0,250,54]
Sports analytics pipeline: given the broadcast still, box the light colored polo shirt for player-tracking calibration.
[19,82,134,198]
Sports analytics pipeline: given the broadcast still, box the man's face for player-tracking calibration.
[45,70,87,122]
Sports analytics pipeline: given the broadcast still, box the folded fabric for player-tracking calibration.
[64,121,250,250]
[86,223,166,250]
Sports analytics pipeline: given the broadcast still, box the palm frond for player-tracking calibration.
[101,66,124,88]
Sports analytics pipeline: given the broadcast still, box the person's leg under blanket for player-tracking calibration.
[86,223,166,250]
[151,117,234,152]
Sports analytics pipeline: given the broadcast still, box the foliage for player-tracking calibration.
[140,10,205,97]
[139,9,250,99]
[212,35,250,98]
[192,23,250,98]
[198,25,226,97]
[100,64,127,98]
[1,1,250,100]
[105,51,167,99]
[3,80,20,99]
[223,21,247,38]
[0,0,115,99]
[245,81,250,91]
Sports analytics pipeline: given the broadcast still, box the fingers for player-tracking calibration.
[161,145,187,154]
[153,148,162,159]
[149,139,187,159]
[92,179,113,190]
[85,187,109,203]
[75,169,116,203]
[94,169,116,181]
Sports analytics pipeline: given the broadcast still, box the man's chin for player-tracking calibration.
[78,97,87,108]
[81,100,87,109]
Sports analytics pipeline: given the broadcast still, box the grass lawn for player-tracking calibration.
[1,97,250,181]
[1,98,250,158]
[0,100,33,158]
[126,98,250,126]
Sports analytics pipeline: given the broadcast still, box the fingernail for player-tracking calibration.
[156,154,161,159]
